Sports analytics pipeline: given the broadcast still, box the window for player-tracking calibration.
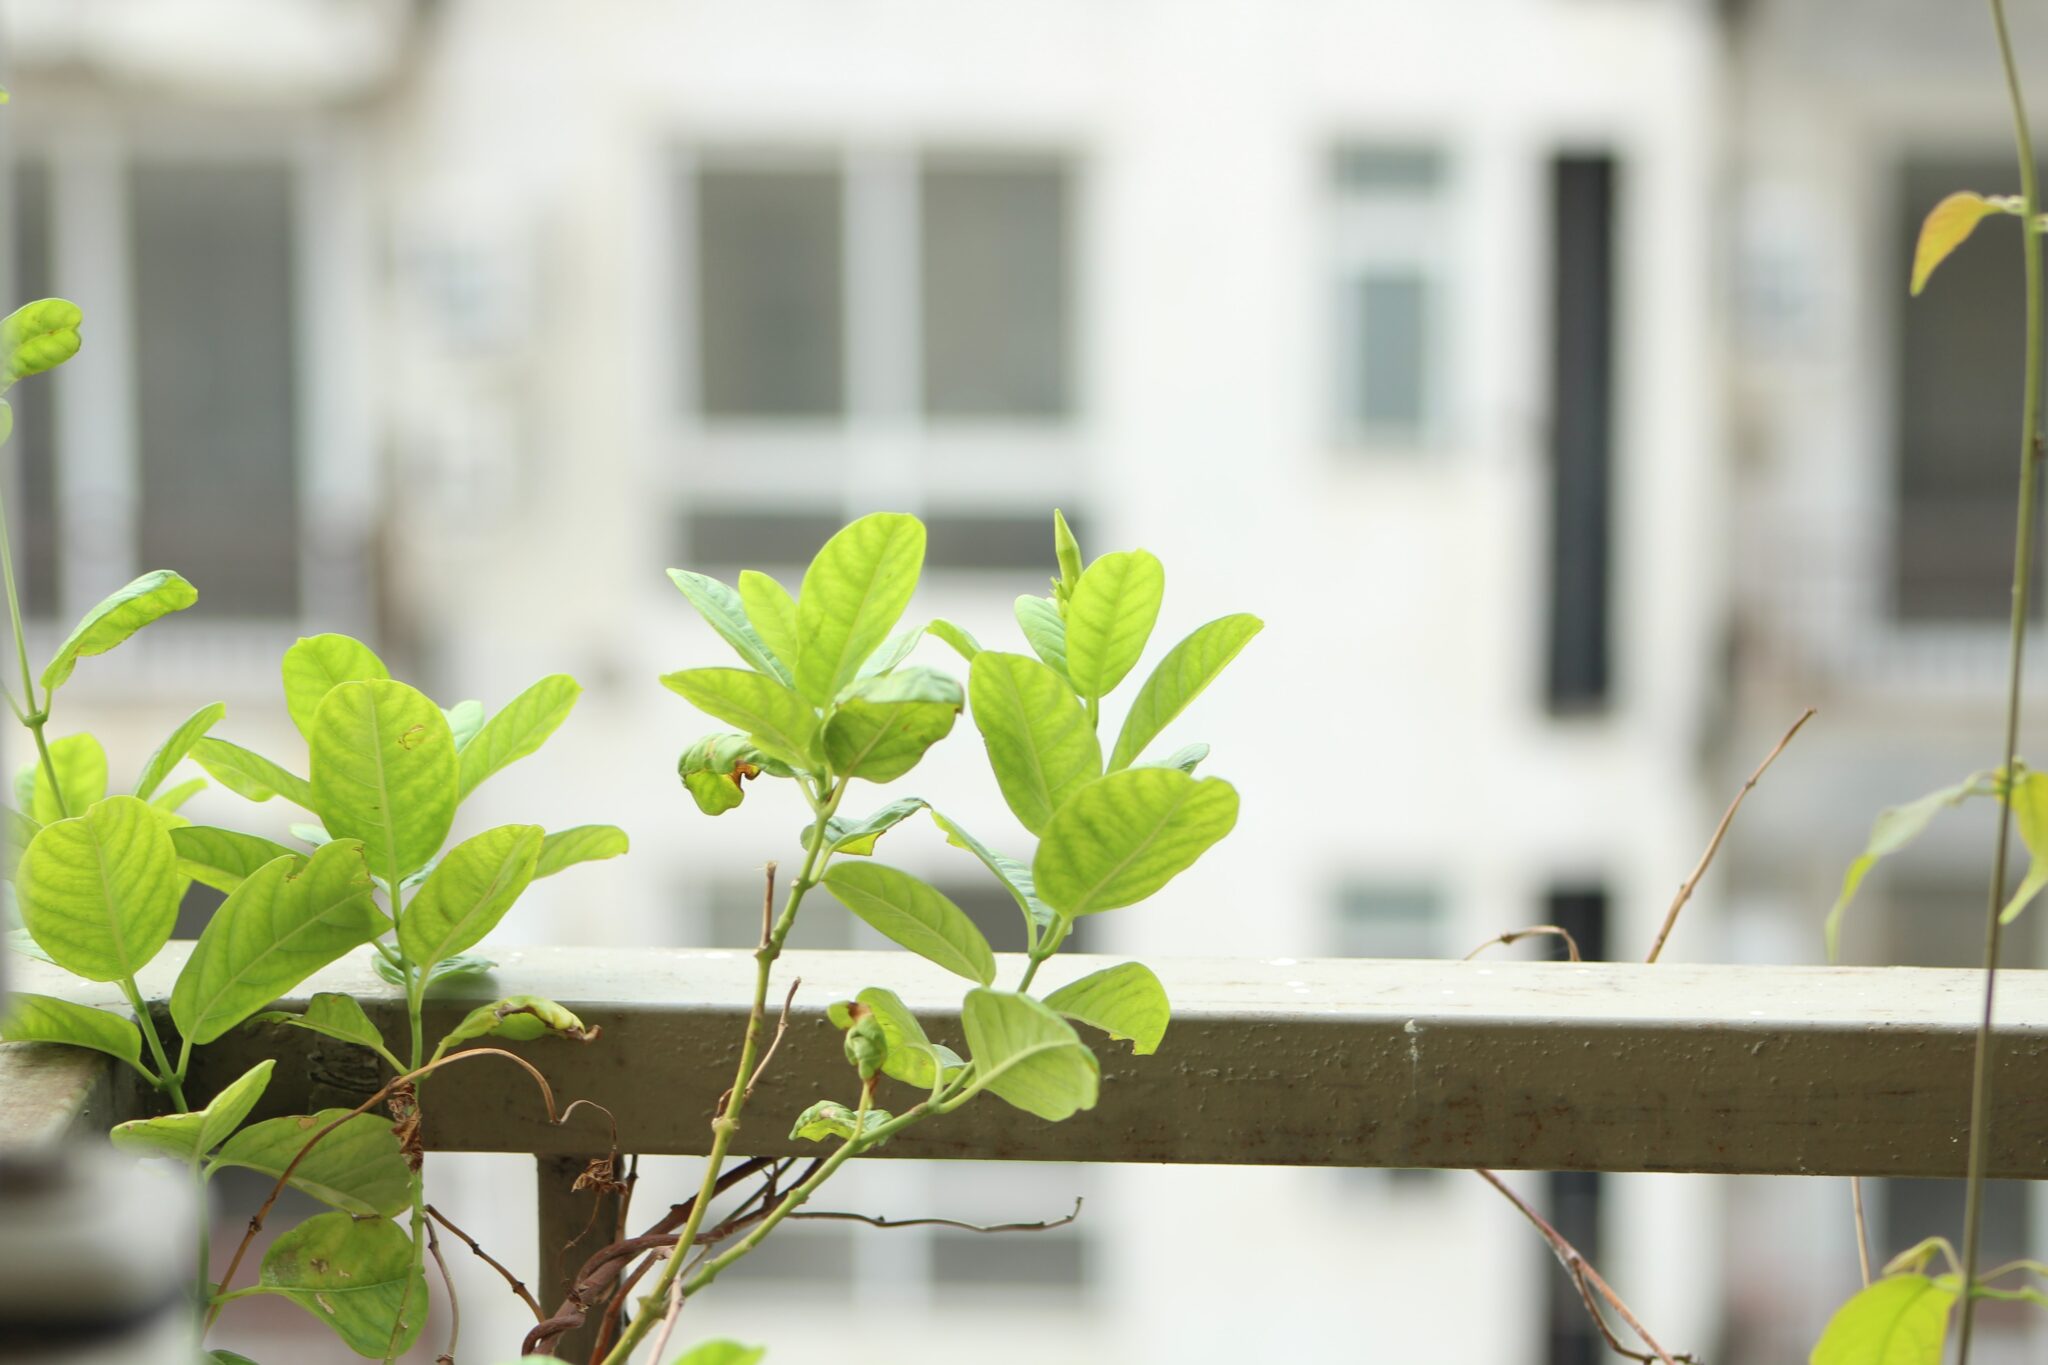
[1329,882,1443,959]
[674,148,1081,571]
[1329,146,1449,448]
[1893,156,2047,623]
[1540,886,1608,1365]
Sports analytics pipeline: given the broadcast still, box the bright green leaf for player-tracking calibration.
[213,1108,411,1218]
[459,674,581,801]
[960,989,1100,1121]
[110,1058,274,1162]
[968,652,1100,836]
[444,700,486,751]
[170,841,387,1046]
[256,1211,427,1358]
[668,1343,767,1365]
[821,862,996,985]
[928,807,1052,934]
[826,986,963,1090]
[793,512,926,706]
[280,635,390,740]
[190,738,316,810]
[1135,742,1210,774]
[372,949,496,990]
[209,1352,260,1364]
[41,570,199,692]
[669,568,795,685]
[437,995,595,1055]
[823,667,962,783]
[309,680,457,887]
[738,569,800,675]
[1828,775,1986,958]
[1911,191,2008,297]
[252,992,392,1060]
[2001,769,2048,924]
[170,826,299,894]
[31,732,107,823]
[1,297,81,390]
[1044,962,1170,1055]
[661,668,821,772]
[1062,549,1164,699]
[1052,508,1084,594]
[150,776,208,813]
[0,992,146,1073]
[18,795,181,981]
[536,825,629,879]
[789,1099,893,1144]
[1108,614,1262,771]
[133,701,227,801]
[806,798,930,857]
[1014,595,1070,679]
[926,619,982,662]
[1810,1273,1955,1365]
[2,804,36,881]
[1034,768,1239,918]
[397,823,543,969]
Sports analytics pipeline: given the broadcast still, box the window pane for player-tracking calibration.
[696,166,844,417]
[920,159,1071,418]
[10,161,57,616]
[133,162,299,617]
[1330,883,1442,958]
[1894,156,2046,622]
[1355,271,1429,429]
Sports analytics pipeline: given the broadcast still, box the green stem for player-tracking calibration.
[384,882,427,1365]
[1960,4,2043,1359]
[598,781,846,1365]
[121,976,187,1110]
[26,717,68,819]
[0,457,40,720]
[193,1164,212,1309]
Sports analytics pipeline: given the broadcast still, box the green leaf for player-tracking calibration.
[928,808,1052,933]
[1062,549,1164,699]
[677,731,793,815]
[670,568,795,685]
[290,822,332,848]
[822,667,962,783]
[1044,962,1170,1055]
[536,825,629,879]
[252,992,392,1059]
[806,797,930,856]
[1052,508,1083,594]
[793,512,926,706]
[2001,769,2048,924]
[133,701,227,801]
[110,1058,274,1162]
[960,989,1100,1121]
[0,992,146,1072]
[309,679,457,887]
[661,668,821,771]
[150,776,208,813]
[213,1108,411,1217]
[1135,742,1210,774]
[1034,768,1239,918]
[2,804,36,881]
[459,674,581,801]
[1,297,81,390]
[853,624,926,681]
[968,652,1101,836]
[737,569,800,675]
[18,795,181,981]
[1911,191,2008,297]
[1107,614,1263,771]
[40,569,199,691]
[280,634,390,739]
[1810,1273,1955,1365]
[1828,775,1986,958]
[789,1099,893,1144]
[826,986,963,1090]
[170,826,299,894]
[31,732,107,823]
[209,1352,261,1364]
[669,1343,767,1365]
[1013,595,1070,679]
[397,824,543,969]
[372,949,496,990]
[256,1211,427,1358]
[821,862,996,985]
[437,995,594,1053]
[190,737,316,810]
[926,618,982,662]
[444,700,486,751]
[170,841,387,1046]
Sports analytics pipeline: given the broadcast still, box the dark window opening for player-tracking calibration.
[1542,886,1608,1365]
[694,165,845,419]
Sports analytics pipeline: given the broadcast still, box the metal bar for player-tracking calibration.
[16,947,2048,1178]
[534,1152,627,1361]
[0,1043,119,1147]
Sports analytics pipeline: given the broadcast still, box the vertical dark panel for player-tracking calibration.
[1545,156,1618,713]
[11,161,57,617]
[695,165,844,418]
[1543,886,1609,1365]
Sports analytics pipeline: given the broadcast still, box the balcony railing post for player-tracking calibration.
[536,1152,626,1360]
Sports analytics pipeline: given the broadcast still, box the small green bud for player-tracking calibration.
[844,1006,888,1081]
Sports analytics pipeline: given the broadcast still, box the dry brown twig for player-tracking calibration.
[1463,924,1582,963]
[423,1213,459,1365]
[427,1204,542,1321]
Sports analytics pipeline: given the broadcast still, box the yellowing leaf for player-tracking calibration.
[1911,191,2004,297]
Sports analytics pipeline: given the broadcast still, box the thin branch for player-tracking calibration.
[782,1197,1083,1237]
[1464,925,1582,963]
[427,1204,542,1321]
[730,977,801,1107]
[1646,706,1815,964]
[1475,1168,1696,1365]
[1852,1178,1872,1288]
[423,1213,458,1365]
[759,861,777,947]
[644,1255,686,1365]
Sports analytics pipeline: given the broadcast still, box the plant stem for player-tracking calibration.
[1960,4,2042,1358]
[597,783,845,1365]
[121,976,187,1110]
[386,884,429,1365]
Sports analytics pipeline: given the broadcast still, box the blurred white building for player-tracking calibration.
[7,0,2044,1361]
